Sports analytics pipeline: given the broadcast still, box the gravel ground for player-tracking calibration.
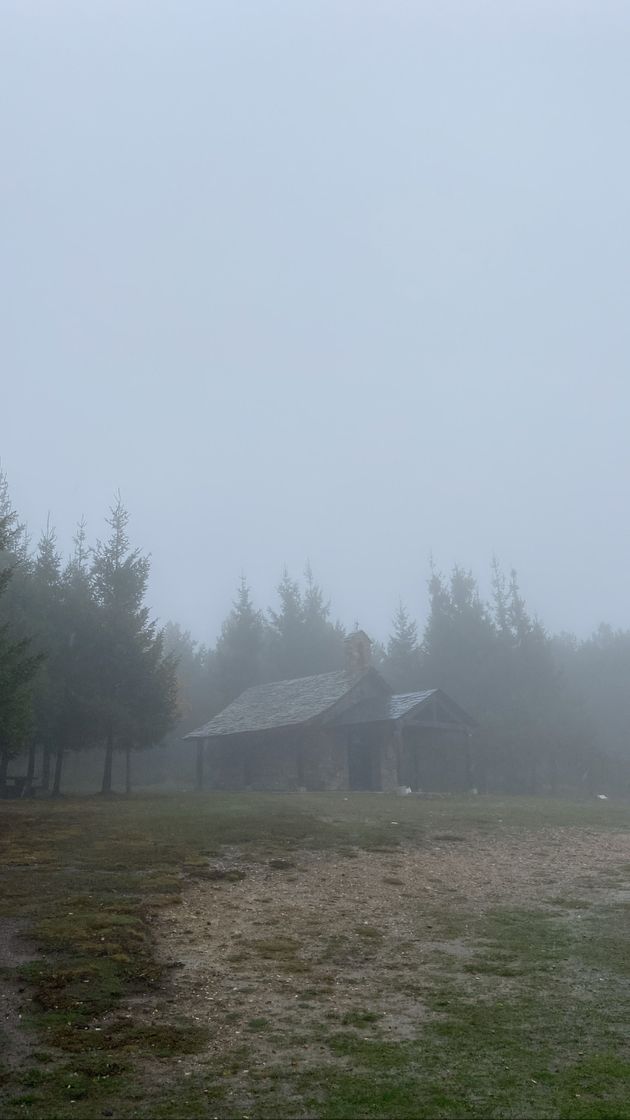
[147,827,630,1070]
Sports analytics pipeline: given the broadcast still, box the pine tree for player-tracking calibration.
[422,563,499,793]
[269,568,305,679]
[302,563,346,674]
[162,623,215,730]
[0,469,33,638]
[29,520,64,790]
[384,602,421,692]
[0,478,43,794]
[491,556,510,639]
[269,565,345,680]
[423,564,497,710]
[490,562,567,791]
[561,624,630,791]
[503,569,560,792]
[91,496,178,794]
[303,564,323,618]
[215,576,267,702]
[0,469,27,558]
[50,519,101,795]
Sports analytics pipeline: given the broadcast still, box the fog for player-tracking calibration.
[2,1,629,644]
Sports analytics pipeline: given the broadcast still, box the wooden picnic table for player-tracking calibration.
[2,776,40,798]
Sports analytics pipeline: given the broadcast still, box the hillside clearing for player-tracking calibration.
[1,793,630,1119]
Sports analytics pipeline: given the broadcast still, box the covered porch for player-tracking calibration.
[335,689,475,792]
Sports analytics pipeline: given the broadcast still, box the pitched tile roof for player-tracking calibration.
[185,669,374,739]
[185,672,474,741]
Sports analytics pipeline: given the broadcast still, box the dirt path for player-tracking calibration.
[143,827,630,1076]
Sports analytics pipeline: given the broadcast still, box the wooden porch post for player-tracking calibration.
[196,738,205,791]
[465,731,473,790]
[296,736,305,788]
[394,724,403,786]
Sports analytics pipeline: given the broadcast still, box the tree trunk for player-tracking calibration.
[464,733,473,790]
[101,729,114,794]
[41,744,51,792]
[528,758,539,795]
[0,747,9,798]
[52,743,65,797]
[25,740,37,795]
[125,746,132,795]
[548,753,559,796]
[196,740,205,790]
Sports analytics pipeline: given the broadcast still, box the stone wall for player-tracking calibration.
[300,729,349,790]
[204,729,349,791]
[379,727,400,791]
[205,734,300,791]
[203,724,469,793]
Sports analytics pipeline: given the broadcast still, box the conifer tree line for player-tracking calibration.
[163,573,630,797]
[1,467,630,795]
[0,473,177,796]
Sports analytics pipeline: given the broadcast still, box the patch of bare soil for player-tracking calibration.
[135,828,630,1077]
[0,919,40,1069]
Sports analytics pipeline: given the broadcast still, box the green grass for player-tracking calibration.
[283,897,630,1120]
[269,904,630,1119]
[1,791,629,1118]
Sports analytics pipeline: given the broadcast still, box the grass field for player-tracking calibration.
[1,792,629,1119]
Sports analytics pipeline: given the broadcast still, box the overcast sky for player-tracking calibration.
[2,0,629,645]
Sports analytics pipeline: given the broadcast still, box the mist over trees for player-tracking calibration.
[0,474,178,796]
[162,561,630,797]
[1,467,630,795]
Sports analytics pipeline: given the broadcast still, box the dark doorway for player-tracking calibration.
[348,732,376,790]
